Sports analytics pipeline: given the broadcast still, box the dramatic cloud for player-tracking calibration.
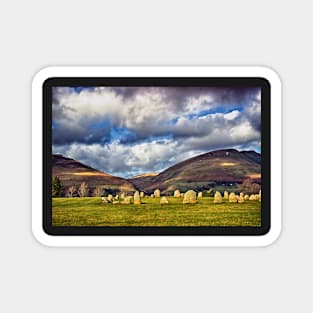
[52,86,261,177]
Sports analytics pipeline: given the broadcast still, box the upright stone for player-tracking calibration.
[183,190,197,204]
[197,192,203,199]
[140,191,145,198]
[259,190,261,202]
[238,195,245,203]
[213,191,222,203]
[107,194,113,202]
[160,196,169,204]
[174,189,181,198]
[229,192,237,203]
[134,191,141,204]
[244,194,249,201]
[154,189,161,198]
[224,191,229,200]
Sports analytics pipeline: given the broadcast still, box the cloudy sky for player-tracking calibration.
[52,86,261,178]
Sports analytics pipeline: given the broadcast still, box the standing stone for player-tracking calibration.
[140,191,145,198]
[120,192,125,199]
[107,194,113,202]
[213,191,222,203]
[180,193,184,197]
[244,194,249,201]
[160,196,169,204]
[174,189,181,198]
[240,192,244,198]
[224,191,229,200]
[249,194,256,200]
[150,194,154,198]
[238,195,245,203]
[154,189,161,197]
[101,197,108,204]
[134,191,141,204]
[183,190,197,204]
[197,192,203,199]
[121,196,132,204]
[115,194,119,200]
[259,190,261,202]
[229,192,237,203]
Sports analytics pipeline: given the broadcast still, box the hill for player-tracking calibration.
[129,149,261,193]
[52,154,136,195]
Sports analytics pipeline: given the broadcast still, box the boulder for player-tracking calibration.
[154,189,161,197]
[121,196,132,204]
[229,192,237,203]
[101,197,109,204]
[174,189,181,198]
[224,191,229,200]
[213,191,222,203]
[134,191,141,204]
[238,195,245,203]
[183,190,197,204]
[160,196,169,204]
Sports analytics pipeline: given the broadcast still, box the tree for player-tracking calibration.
[52,176,63,197]
[239,178,260,195]
[94,185,104,197]
[67,185,76,198]
[78,182,89,197]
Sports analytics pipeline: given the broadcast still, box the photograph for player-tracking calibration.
[51,85,262,227]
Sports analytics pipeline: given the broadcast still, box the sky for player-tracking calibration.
[52,86,261,178]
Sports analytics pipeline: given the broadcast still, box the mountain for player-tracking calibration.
[52,154,136,194]
[128,149,261,193]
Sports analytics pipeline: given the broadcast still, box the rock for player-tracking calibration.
[229,192,237,203]
[224,191,229,199]
[154,189,161,197]
[121,196,132,204]
[160,196,169,204]
[107,194,113,202]
[134,191,141,204]
[213,191,222,203]
[180,193,184,197]
[150,194,154,198]
[240,192,244,198]
[174,189,181,198]
[115,194,119,200]
[259,190,261,202]
[249,194,256,200]
[101,197,109,204]
[140,191,145,198]
[238,195,245,203]
[120,192,125,199]
[112,200,119,204]
[197,192,203,199]
[244,194,249,201]
[183,190,197,204]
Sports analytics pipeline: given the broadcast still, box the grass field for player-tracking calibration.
[52,197,261,227]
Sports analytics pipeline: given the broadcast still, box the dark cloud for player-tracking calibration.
[52,86,261,177]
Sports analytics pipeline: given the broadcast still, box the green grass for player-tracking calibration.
[52,196,261,227]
